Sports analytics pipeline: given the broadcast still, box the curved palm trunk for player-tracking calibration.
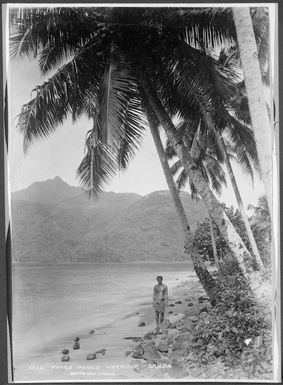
[148,124,189,233]
[208,215,220,270]
[142,80,254,280]
[220,135,264,270]
[232,7,272,213]
[143,101,216,298]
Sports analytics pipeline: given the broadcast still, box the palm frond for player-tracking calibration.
[10,7,100,63]
[38,43,76,75]
[176,169,188,191]
[116,97,146,170]
[161,37,239,109]
[97,49,143,149]
[224,113,260,175]
[76,134,117,198]
[203,155,227,195]
[16,41,105,151]
[163,7,236,49]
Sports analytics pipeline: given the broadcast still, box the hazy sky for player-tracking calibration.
[8,7,272,209]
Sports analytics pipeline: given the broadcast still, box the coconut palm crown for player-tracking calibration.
[11,6,248,196]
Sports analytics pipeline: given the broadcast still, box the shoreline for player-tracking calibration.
[14,274,205,382]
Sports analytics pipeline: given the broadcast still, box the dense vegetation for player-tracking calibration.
[190,259,272,379]
[193,197,271,267]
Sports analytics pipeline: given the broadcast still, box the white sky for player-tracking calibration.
[7,4,275,209]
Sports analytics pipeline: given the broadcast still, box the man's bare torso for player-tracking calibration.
[153,284,167,301]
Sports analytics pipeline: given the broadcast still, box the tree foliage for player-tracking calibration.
[192,217,228,263]
[193,198,271,266]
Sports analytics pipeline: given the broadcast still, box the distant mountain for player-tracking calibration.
[12,176,82,204]
[11,178,208,263]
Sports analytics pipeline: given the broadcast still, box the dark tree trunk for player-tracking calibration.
[208,215,220,271]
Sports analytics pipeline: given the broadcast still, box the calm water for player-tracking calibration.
[12,262,193,368]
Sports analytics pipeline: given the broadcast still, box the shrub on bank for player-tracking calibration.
[190,261,272,378]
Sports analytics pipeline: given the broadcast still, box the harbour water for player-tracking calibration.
[12,261,193,380]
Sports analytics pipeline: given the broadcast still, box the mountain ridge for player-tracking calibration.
[11,177,208,263]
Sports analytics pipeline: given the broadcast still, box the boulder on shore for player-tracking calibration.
[158,342,169,353]
[132,345,144,359]
[138,321,146,327]
[142,341,162,361]
[61,355,70,362]
[86,353,96,360]
[96,348,106,355]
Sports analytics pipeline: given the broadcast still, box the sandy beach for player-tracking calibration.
[14,272,207,382]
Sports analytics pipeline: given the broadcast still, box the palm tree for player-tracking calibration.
[165,126,226,271]
[141,80,252,278]
[11,7,260,286]
[162,44,265,271]
[219,134,264,269]
[141,98,216,296]
[232,7,272,212]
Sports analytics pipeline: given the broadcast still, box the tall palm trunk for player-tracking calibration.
[143,100,216,297]
[208,215,220,270]
[148,123,189,234]
[232,7,272,213]
[142,80,254,280]
[220,135,264,269]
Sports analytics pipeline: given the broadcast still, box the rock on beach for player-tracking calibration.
[142,341,162,361]
[61,355,70,362]
[96,348,106,355]
[86,353,97,360]
[132,345,144,359]
[158,343,169,353]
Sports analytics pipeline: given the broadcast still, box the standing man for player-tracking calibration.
[153,276,168,332]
